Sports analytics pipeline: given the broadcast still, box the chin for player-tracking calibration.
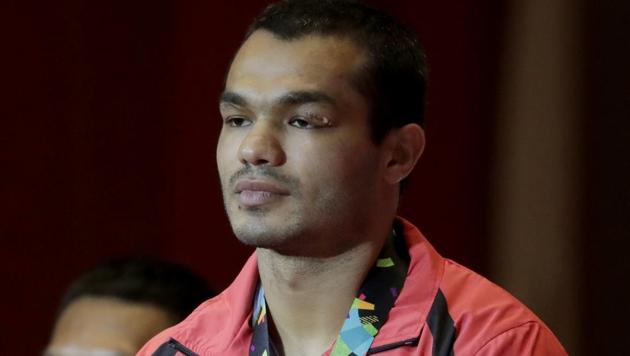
[228,212,302,248]
[232,225,295,249]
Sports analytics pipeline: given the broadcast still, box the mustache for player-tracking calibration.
[229,165,300,190]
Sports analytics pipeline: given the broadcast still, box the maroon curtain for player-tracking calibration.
[3,1,503,354]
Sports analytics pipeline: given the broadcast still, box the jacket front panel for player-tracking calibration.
[137,218,566,355]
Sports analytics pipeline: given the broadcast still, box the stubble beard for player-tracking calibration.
[220,165,308,250]
[223,184,366,257]
[219,163,378,257]
[227,203,305,250]
[221,183,307,253]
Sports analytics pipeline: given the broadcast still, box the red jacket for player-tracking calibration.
[138,218,566,355]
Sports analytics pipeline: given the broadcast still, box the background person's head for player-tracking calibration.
[45,257,214,356]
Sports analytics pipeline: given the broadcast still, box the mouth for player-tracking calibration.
[233,179,290,208]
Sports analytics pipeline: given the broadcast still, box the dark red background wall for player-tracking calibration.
[3,1,510,354]
[163,0,504,287]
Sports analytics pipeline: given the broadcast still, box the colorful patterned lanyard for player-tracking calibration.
[250,229,409,356]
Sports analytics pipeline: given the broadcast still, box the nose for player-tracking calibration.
[238,122,286,166]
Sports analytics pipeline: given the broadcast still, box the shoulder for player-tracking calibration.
[136,294,234,355]
[137,253,259,355]
[472,321,568,355]
[438,259,567,355]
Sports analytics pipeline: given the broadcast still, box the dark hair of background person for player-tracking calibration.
[246,0,428,144]
[58,257,214,322]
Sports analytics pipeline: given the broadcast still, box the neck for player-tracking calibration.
[256,235,386,356]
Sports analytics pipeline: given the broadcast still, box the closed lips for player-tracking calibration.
[234,180,290,195]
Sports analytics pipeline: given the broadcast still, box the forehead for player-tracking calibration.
[225,30,367,104]
[46,297,173,355]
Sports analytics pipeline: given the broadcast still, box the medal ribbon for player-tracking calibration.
[250,228,409,356]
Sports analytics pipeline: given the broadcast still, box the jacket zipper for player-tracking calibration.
[160,338,199,356]
[367,337,420,354]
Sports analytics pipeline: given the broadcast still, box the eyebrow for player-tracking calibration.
[220,91,249,107]
[220,90,337,108]
[277,90,337,107]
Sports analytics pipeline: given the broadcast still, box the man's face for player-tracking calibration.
[45,296,174,356]
[217,30,389,255]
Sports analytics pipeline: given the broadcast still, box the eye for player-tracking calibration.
[288,114,331,129]
[288,117,312,129]
[225,117,252,127]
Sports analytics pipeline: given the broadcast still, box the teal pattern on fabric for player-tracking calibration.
[250,226,409,356]
[331,306,373,355]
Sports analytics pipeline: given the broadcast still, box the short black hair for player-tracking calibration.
[246,0,427,143]
[59,257,214,322]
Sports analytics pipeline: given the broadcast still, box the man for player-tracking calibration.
[139,0,567,355]
[45,257,213,356]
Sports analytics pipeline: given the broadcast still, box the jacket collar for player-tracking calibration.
[369,217,444,348]
[215,217,444,351]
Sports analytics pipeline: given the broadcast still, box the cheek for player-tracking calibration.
[291,136,380,191]
[216,132,239,180]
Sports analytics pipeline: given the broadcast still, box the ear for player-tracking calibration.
[383,123,425,185]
